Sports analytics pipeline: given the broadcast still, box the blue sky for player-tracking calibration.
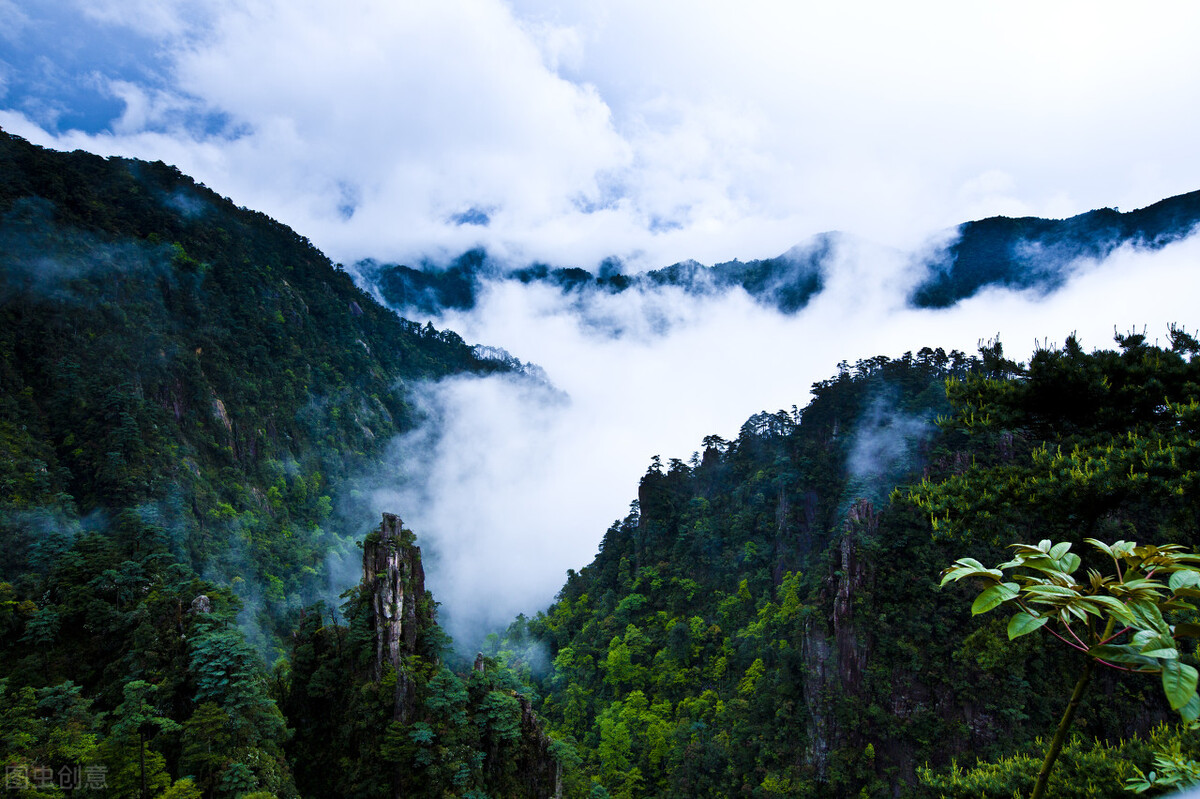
[4,0,1200,271]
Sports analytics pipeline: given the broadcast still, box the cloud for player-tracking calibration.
[0,0,29,43]
[357,231,1200,647]
[5,1,1200,270]
[845,394,932,505]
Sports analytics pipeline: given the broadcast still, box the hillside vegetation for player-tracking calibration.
[497,333,1200,798]
[0,130,545,798]
[4,130,1200,798]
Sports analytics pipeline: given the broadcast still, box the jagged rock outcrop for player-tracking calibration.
[362,512,430,724]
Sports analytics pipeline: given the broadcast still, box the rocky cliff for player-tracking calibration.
[362,512,430,725]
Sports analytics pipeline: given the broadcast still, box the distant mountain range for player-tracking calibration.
[359,190,1200,317]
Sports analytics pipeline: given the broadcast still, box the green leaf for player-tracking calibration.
[1024,584,1079,597]
[972,582,1019,616]
[1162,660,1199,710]
[1085,538,1114,558]
[939,558,1003,586]
[1089,644,1159,668]
[1122,578,1168,592]
[1067,600,1099,620]
[1180,692,1200,724]
[1173,622,1200,638]
[1112,541,1137,559]
[1057,553,1081,575]
[1048,542,1072,561]
[1129,601,1172,636]
[1137,633,1179,659]
[1170,570,1200,591]
[1081,595,1136,624]
[1007,611,1048,639]
[1020,556,1064,574]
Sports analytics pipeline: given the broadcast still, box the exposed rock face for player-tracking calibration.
[801,619,834,780]
[801,498,877,781]
[516,692,563,799]
[362,512,429,724]
[835,499,876,688]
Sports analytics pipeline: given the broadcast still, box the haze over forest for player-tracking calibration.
[6,0,1200,642]
[7,4,1200,798]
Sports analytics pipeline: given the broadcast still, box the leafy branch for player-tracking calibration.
[941,538,1200,799]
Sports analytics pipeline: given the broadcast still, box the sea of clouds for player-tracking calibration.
[363,231,1200,646]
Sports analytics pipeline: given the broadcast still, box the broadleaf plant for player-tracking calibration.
[941,538,1200,799]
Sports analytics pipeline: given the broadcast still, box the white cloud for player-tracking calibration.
[164,0,630,257]
[368,231,1200,647]
[103,78,191,133]
[73,0,217,38]
[7,0,1200,268]
[0,0,29,43]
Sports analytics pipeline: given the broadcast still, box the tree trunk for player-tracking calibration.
[1030,656,1094,799]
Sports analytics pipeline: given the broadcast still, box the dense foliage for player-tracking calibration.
[0,131,536,797]
[493,332,1200,798]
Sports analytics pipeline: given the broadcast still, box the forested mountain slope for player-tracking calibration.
[910,190,1200,307]
[0,129,510,609]
[0,130,559,798]
[501,333,1200,798]
[357,191,1200,321]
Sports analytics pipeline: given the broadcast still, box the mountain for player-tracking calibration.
[358,193,1200,322]
[910,189,1200,307]
[5,125,1200,799]
[492,334,1200,798]
[358,232,835,320]
[0,129,514,599]
[0,129,562,798]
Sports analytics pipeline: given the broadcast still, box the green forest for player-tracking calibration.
[3,129,1200,798]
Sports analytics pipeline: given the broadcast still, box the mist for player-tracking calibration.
[359,229,1200,648]
[844,395,933,507]
[7,0,1200,650]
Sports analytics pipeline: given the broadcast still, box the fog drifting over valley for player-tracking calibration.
[5,0,1200,645]
[367,232,1200,646]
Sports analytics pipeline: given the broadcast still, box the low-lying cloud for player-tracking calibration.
[362,230,1200,648]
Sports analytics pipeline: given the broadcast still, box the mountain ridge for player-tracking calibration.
[358,191,1200,322]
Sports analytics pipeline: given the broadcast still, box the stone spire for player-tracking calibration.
[362,512,428,723]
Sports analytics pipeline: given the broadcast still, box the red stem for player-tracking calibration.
[1061,620,1089,650]
[1043,624,1089,653]
[1098,625,1132,646]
